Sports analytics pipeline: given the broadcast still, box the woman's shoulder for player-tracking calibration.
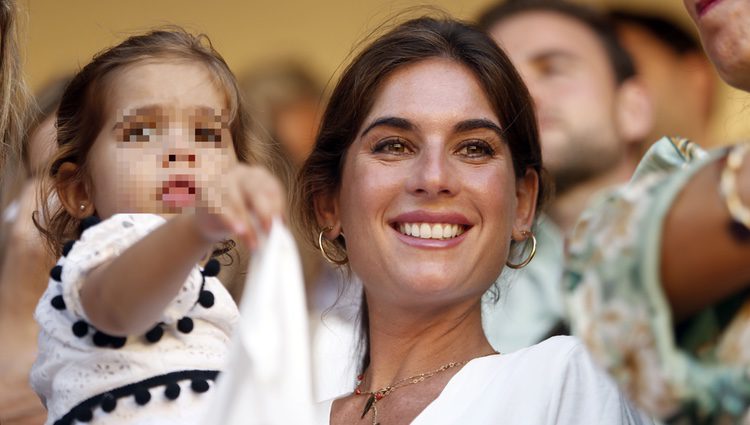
[501,335,585,366]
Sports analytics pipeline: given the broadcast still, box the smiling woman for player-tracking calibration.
[296,15,650,425]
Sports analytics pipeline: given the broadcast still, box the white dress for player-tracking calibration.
[30,214,239,425]
[318,336,652,424]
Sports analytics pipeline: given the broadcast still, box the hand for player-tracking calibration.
[193,164,286,250]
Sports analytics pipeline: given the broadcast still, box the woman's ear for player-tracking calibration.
[56,162,94,218]
[313,191,342,239]
[512,169,539,240]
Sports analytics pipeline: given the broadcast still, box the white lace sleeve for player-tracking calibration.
[60,213,202,325]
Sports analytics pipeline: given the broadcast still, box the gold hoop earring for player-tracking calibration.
[318,226,348,265]
[506,231,537,269]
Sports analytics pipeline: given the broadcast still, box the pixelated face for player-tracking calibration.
[87,60,237,219]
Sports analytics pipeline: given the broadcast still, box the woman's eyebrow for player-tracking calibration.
[360,116,414,137]
[453,118,503,137]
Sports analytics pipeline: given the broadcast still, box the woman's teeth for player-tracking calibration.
[398,223,465,239]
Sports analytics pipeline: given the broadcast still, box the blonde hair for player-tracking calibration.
[0,0,32,209]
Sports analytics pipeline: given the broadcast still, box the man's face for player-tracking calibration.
[489,11,625,192]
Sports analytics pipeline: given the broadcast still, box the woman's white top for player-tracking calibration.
[30,214,238,425]
[318,336,652,424]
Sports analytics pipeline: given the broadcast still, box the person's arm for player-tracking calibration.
[80,213,213,335]
[661,150,750,321]
[80,164,285,336]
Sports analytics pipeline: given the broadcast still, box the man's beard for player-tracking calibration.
[543,131,623,195]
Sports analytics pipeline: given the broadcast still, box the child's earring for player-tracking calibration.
[79,203,86,211]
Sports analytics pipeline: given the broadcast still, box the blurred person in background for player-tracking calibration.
[240,61,359,401]
[610,8,718,150]
[476,0,653,352]
[0,0,39,423]
[562,0,750,421]
[0,75,68,425]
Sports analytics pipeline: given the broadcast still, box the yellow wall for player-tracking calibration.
[20,0,750,145]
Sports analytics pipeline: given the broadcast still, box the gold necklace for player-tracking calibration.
[354,360,468,425]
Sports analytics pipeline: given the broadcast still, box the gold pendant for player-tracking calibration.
[361,394,375,419]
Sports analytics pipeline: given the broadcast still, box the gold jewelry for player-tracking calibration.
[720,144,750,231]
[506,230,537,269]
[355,360,468,425]
[317,226,348,265]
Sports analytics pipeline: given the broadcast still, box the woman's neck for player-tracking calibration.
[362,295,494,392]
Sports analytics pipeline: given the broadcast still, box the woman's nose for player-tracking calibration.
[406,148,458,197]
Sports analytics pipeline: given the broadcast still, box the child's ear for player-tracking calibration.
[56,162,94,218]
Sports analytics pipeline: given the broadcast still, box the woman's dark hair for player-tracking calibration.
[296,16,549,372]
[38,27,273,256]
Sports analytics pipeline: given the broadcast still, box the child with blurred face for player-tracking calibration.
[31,29,284,425]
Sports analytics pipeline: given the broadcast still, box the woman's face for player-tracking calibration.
[684,0,750,90]
[325,58,537,309]
[85,60,238,219]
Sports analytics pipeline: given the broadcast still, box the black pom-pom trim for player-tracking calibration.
[134,387,151,405]
[191,379,209,393]
[93,331,110,347]
[110,336,126,349]
[100,393,117,412]
[50,265,63,282]
[74,406,93,422]
[72,321,89,337]
[177,317,194,334]
[51,295,66,310]
[145,325,164,343]
[53,369,219,424]
[164,382,181,400]
[62,240,76,257]
[198,290,215,308]
[79,216,102,233]
[202,259,221,277]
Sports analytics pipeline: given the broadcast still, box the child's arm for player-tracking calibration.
[79,165,285,335]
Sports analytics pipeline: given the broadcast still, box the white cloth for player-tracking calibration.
[204,219,317,424]
[30,214,238,425]
[318,336,652,424]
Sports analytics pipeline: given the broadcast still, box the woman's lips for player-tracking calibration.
[160,175,197,208]
[696,0,723,17]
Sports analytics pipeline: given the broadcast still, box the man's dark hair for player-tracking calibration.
[477,0,636,84]
[609,9,700,56]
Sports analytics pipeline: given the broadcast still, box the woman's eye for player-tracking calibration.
[456,141,495,158]
[195,128,222,143]
[372,138,411,155]
[124,126,156,142]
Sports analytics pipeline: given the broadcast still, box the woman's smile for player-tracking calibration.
[390,210,472,247]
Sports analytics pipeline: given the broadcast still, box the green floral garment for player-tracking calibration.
[565,137,750,424]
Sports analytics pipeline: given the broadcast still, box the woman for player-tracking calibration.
[564,0,750,421]
[297,16,648,424]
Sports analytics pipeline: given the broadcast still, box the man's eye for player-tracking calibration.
[195,128,222,143]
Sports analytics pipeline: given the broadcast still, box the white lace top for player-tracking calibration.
[30,214,238,425]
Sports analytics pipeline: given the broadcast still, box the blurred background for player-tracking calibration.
[18,0,750,146]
